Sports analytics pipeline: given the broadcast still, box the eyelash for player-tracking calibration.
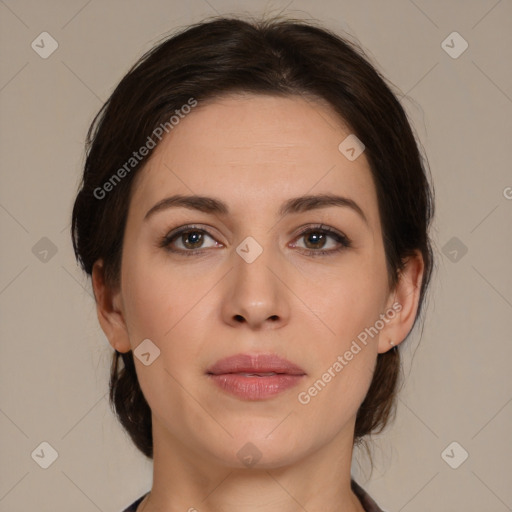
[158,224,352,257]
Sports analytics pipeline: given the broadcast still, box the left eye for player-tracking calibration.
[291,227,351,255]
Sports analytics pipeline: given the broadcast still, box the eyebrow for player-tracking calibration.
[144,193,368,225]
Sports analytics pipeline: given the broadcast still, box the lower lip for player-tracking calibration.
[208,373,305,400]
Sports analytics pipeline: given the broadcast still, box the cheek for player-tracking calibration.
[294,279,383,433]
[294,252,388,407]
[120,248,201,341]
[119,256,208,412]
[299,252,389,345]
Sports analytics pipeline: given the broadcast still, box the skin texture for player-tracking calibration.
[92,94,424,512]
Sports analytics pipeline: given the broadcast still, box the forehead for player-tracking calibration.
[129,94,379,223]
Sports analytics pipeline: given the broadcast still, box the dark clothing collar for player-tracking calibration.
[122,479,385,511]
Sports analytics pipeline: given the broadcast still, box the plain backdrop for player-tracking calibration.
[0,1,511,511]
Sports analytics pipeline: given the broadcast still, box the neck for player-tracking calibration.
[140,416,366,512]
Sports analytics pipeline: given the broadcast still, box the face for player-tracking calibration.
[96,93,416,470]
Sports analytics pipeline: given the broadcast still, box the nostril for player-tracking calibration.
[234,315,245,323]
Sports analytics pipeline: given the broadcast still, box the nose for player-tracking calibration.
[220,245,290,330]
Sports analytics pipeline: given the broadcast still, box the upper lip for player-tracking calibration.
[206,353,306,375]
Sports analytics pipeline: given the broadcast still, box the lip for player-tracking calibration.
[206,353,306,400]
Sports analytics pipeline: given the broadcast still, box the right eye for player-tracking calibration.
[159,225,222,256]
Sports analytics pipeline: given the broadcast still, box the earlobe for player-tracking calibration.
[378,251,425,354]
[91,260,132,353]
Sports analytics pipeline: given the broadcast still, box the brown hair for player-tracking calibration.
[71,14,434,459]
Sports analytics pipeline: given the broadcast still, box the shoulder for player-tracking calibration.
[120,492,149,512]
[351,479,388,512]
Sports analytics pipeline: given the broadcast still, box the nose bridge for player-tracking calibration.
[222,231,289,328]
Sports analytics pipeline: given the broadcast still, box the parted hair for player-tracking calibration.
[71,14,434,459]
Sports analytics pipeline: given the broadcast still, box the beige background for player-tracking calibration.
[1,0,511,511]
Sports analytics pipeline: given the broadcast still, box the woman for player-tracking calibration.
[71,14,434,512]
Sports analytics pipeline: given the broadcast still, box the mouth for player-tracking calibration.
[206,353,306,400]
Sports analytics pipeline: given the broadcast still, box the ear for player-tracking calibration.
[91,259,131,353]
[377,250,425,354]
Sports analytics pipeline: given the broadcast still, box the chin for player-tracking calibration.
[213,429,311,470]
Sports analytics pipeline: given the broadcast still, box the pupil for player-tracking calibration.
[184,231,202,248]
[305,232,324,249]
